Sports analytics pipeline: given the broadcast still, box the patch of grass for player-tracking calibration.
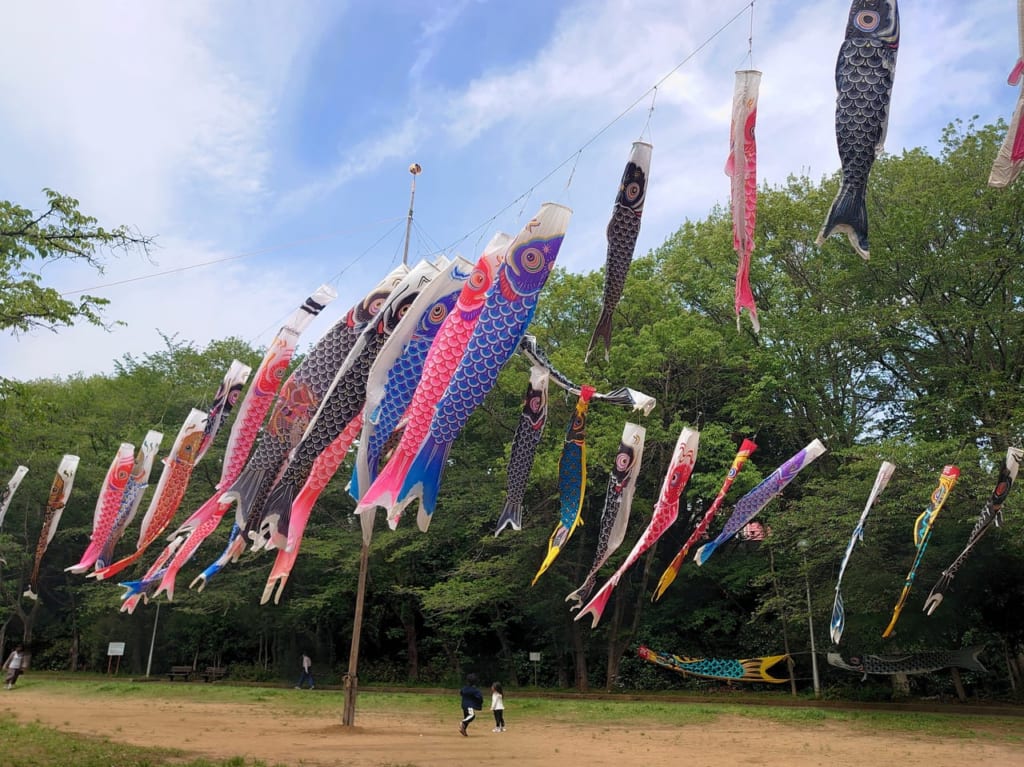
[16,676,1024,747]
[0,714,286,767]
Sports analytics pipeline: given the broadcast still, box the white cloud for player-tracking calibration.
[2,0,1018,382]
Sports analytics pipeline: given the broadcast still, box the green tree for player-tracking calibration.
[1,189,153,335]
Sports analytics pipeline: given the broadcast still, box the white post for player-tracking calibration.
[146,601,160,678]
[799,543,821,699]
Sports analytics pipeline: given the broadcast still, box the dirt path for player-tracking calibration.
[2,685,1022,766]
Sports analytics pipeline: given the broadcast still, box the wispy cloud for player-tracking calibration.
[1,0,1018,381]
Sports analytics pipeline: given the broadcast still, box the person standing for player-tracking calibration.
[295,653,314,689]
[490,681,506,732]
[3,645,25,690]
[458,673,483,736]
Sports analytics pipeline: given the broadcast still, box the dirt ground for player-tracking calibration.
[2,685,1022,767]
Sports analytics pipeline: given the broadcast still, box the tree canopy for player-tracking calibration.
[0,121,1022,700]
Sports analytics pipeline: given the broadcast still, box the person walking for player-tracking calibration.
[3,645,25,690]
[458,673,483,736]
[490,681,506,732]
[295,653,314,689]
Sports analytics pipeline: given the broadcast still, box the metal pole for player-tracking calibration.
[802,553,821,699]
[342,538,370,726]
[401,163,422,266]
[146,601,160,678]
[768,545,798,696]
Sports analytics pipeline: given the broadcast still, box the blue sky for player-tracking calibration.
[1,0,1019,381]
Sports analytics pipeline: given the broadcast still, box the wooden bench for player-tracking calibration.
[168,665,193,681]
[201,666,227,683]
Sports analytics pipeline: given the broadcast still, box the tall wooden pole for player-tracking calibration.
[343,163,420,725]
[342,536,370,726]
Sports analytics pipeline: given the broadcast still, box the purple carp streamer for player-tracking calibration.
[577,427,700,628]
[924,447,1022,616]
[653,438,757,602]
[726,70,761,332]
[256,261,441,549]
[638,645,789,684]
[66,443,135,574]
[495,365,550,536]
[566,422,646,609]
[0,465,28,530]
[220,270,403,550]
[694,439,827,567]
[882,464,959,638]
[830,460,895,645]
[398,204,572,529]
[990,0,1024,187]
[350,256,472,510]
[586,141,651,362]
[827,647,986,677]
[25,454,80,600]
[533,387,595,585]
[94,430,163,570]
[816,0,900,259]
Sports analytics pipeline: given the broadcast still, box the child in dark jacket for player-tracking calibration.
[458,673,484,736]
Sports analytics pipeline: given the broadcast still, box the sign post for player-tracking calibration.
[107,642,126,676]
[529,652,541,687]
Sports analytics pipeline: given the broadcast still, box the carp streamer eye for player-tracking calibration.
[468,269,487,290]
[519,247,546,273]
[625,180,643,202]
[428,303,448,323]
[854,10,880,32]
[615,451,634,472]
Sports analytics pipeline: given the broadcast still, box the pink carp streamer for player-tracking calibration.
[90,409,208,582]
[349,256,471,508]
[0,465,29,530]
[576,427,700,628]
[119,537,184,614]
[94,430,164,569]
[990,0,1024,187]
[653,438,757,602]
[261,413,364,604]
[882,464,960,638]
[149,286,335,599]
[90,353,261,583]
[726,70,762,332]
[355,233,511,526]
[25,455,80,600]
[66,443,135,574]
